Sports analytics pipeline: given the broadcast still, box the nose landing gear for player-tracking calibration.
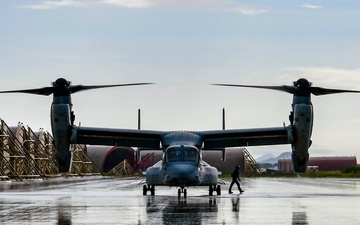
[178,187,187,198]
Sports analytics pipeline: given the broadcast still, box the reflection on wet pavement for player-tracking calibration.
[1,177,360,224]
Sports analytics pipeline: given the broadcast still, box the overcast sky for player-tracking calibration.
[1,0,360,159]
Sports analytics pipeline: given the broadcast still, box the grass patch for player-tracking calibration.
[220,166,360,178]
[343,165,360,174]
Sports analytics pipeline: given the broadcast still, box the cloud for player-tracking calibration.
[302,4,322,9]
[100,0,153,8]
[21,0,97,9]
[233,7,267,15]
[21,0,268,15]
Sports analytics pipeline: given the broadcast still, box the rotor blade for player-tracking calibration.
[212,84,296,94]
[310,87,360,96]
[0,87,55,96]
[69,83,154,94]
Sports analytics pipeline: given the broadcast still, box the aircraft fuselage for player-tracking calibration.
[145,145,219,188]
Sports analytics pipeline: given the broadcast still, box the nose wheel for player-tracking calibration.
[178,187,187,198]
[143,184,155,196]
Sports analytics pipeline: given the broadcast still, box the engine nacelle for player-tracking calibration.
[51,103,72,172]
[291,103,313,172]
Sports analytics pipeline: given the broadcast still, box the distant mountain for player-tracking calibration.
[256,153,275,163]
[256,152,291,164]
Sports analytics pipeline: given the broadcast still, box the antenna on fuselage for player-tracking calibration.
[222,108,225,130]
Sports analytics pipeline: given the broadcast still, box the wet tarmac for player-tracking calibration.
[1,177,360,224]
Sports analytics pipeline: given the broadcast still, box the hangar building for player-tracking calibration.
[86,146,254,174]
[278,156,357,172]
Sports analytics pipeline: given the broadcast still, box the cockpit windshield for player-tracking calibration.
[166,146,199,163]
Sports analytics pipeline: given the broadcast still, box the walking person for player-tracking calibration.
[229,165,244,194]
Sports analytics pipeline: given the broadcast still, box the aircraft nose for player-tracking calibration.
[164,163,200,185]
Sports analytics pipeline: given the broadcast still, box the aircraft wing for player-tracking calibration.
[71,126,165,149]
[198,126,293,149]
[71,125,292,149]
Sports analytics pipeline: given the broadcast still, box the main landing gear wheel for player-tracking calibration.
[209,185,221,196]
[216,185,221,195]
[143,185,155,196]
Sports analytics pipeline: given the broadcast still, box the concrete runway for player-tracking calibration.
[1,177,360,224]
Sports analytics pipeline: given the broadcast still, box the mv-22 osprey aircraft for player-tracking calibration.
[1,78,359,197]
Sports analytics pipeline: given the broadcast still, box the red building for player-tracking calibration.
[278,156,357,172]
